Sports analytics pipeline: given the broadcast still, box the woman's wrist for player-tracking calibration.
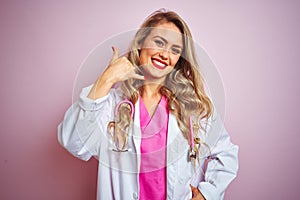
[87,75,114,100]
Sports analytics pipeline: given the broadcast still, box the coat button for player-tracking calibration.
[133,192,138,199]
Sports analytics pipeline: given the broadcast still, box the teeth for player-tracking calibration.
[153,59,166,67]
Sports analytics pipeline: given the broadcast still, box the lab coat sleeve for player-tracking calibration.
[198,115,239,200]
[57,85,120,161]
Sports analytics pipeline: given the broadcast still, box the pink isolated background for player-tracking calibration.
[1,1,299,199]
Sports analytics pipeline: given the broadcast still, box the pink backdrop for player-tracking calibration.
[1,1,299,199]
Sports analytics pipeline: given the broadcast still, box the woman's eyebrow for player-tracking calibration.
[153,35,183,49]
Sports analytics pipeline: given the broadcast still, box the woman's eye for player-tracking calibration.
[172,48,181,55]
[154,39,164,47]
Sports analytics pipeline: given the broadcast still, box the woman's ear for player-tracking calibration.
[137,45,141,52]
[137,41,143,51]
[134,45,141,55]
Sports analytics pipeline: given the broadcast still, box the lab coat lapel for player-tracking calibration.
[167,114,189,163]
[166,114,189,199]
[132,98,141,172]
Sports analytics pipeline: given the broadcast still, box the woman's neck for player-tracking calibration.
[141,83,161,99]
[140,83,163,117]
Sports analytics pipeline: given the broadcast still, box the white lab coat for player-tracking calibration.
[58,85,239,200]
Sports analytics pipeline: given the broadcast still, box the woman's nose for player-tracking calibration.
[159,49,169,60]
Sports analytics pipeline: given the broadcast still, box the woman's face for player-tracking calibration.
[139,22,183,83]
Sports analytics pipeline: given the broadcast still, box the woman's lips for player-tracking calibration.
[151,58,168,70]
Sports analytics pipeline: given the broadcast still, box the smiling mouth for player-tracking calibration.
[151,58,168,70]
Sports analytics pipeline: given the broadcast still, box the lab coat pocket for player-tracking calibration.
[98,137,137,173]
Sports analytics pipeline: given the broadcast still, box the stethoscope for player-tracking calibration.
[109,99,134,152]
[189,116,197,160]
[111,99,198,161]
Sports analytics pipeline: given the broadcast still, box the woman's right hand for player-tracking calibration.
[104,46,145,83]
[87,46,144,100]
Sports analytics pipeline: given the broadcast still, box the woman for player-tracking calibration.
[58,10,239,200]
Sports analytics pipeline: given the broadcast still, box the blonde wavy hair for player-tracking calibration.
[108,9,213,159]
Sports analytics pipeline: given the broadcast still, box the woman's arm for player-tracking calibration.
[197,114,239,200]
[57,86,120,160]
[58,47,144,160]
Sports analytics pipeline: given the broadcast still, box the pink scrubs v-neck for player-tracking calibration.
[139,96,169,200]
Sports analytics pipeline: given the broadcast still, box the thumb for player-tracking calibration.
[110,46,119,62]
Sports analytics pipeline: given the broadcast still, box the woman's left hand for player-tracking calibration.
[190,185,206,200]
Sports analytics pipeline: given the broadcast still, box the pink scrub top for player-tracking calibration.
[139,96,169,200]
